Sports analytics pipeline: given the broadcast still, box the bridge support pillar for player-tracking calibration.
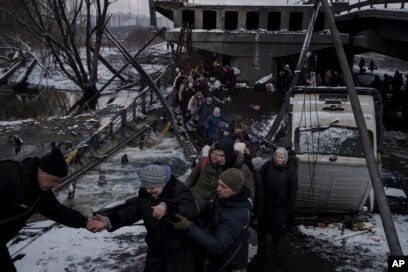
[195,8,203,29]
[231,55,277,85]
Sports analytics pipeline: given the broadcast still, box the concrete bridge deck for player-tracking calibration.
[152,0,408,84]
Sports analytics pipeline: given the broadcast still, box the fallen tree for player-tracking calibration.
[2,0,111,110]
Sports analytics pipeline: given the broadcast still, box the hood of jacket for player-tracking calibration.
[215,137,235,169]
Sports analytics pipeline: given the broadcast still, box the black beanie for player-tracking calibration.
[39,149,68,177]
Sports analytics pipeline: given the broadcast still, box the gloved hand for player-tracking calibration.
[171,213,191,230]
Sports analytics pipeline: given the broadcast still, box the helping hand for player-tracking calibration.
[86,214,108,233]
[170,213,191,230]
[152,202,166,220]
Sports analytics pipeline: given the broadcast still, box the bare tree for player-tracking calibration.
[2,0,112,109]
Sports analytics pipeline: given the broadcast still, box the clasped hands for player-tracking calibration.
[86,203,167,233]
[86,214,108,233]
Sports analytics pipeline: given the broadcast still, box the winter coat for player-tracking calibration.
[107,176,197,272]
[242,153,263,221]
[205,113,230,140]
[0,158,87,271]
[196,102,214,127]
[186,140,255,206]
[187,94,205,117]
[187,187,252,271]
[186,154,219,206]
[258,157,298,235]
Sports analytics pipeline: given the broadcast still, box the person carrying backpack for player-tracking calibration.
[186,138,255,207]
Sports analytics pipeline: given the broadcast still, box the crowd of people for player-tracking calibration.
[276,60,408,113]
[276,63,347,90]
[2,129,298,271]
[167,62,243,146]
[369,70,408,107]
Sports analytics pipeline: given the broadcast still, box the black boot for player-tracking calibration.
[257,243,266,257]
[272,233,281,253]
[256,230,267,259]
[272,243,280,253]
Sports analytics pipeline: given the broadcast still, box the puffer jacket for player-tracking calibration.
[196,103,214,127]
[185,147,221,206]
[259,156,298,209]
[187,187,252,271]
[258,156,298,234]
[107,176,197,272]
[205,113,230,140]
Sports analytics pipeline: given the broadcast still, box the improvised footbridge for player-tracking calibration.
[55,31,199,195]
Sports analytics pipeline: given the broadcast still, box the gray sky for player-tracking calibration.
[109,0,149,15]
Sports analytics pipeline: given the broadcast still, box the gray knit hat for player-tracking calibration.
[219,168,245,193]
[139,165,166,188]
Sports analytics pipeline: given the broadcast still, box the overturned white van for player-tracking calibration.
[290,86,383,213]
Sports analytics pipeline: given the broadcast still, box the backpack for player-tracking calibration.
[199,156,209,171]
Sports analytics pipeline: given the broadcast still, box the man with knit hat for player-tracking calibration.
[172,168,252,272]
[0,148,89,272]
[88,164,198,272]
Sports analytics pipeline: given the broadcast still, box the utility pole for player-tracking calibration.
[148,0,157,29]
[319,0,403,256]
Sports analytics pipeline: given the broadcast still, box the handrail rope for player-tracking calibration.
[64,66,172,160]
[56,124,153,190]
[310,90,321,215]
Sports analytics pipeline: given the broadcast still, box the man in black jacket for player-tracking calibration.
[0,148,89,272]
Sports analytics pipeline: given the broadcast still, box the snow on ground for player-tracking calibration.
[299,214,408,270]
[0,119,34,131]
[9,213,408,271]
[3,37,408,272]
[9,221,148,272]
[7,113,407,271]
[27,58,165,93]
[9,136,190,272]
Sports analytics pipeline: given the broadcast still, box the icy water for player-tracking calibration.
[55,136,191,214]
[383,130,408,178]
[0,88,80,120]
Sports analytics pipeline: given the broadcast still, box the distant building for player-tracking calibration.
[109,12,172,28]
